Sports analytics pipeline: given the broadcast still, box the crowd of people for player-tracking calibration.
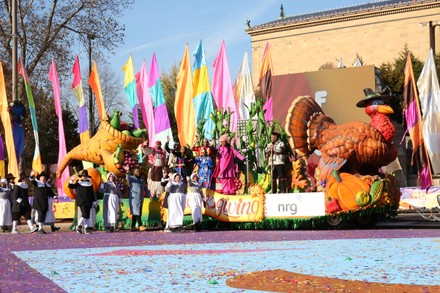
[0,130,289,234]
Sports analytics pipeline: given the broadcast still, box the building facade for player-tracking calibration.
[246,0,440,83]
[246,0,440,185]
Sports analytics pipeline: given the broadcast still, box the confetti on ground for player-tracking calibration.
[0,229,439,292]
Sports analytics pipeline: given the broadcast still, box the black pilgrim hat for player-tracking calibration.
[356,88,392,108]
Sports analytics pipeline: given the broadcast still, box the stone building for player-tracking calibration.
[246,0,440,82]
[246,0,440,186]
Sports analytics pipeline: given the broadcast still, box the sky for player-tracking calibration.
[109,0,374,81]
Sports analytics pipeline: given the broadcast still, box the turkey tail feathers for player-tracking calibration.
[285,96,334,156]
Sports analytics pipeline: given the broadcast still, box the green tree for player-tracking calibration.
[378,45,424,123]
[21,86,79,168]
[279,4,285,19]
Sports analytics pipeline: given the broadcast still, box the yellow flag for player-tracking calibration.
[175,44,196,146]
[0,63,19,178]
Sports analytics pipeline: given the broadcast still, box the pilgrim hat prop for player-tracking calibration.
[356,88,392,108]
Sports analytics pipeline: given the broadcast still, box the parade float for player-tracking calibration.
[55,89,401,230]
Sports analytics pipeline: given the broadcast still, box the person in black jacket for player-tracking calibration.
[68,170,96,234]
[11,173,38,234]
[30,171,55,234]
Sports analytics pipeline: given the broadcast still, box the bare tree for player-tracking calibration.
[62,62,125,133]
[0,0,134,84]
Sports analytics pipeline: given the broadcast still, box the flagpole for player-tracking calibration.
[12,0,18,102]
[87,34,96,134]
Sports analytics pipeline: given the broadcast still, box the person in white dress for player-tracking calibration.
[0,178,12,232]
[164,173,186,232]
[100,172,122,232]
[187,173,203,232]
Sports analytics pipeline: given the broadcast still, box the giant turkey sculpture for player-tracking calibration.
[285,88,397,182]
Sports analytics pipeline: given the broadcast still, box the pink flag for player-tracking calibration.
[48,60,70,197]
[263,97,273,122]
[136,60,156,147]
[212,40,237,134]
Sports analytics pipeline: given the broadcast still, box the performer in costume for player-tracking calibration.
[100,172,122,232]
[164,173,186,232]
[143,141,167,198]
[124,166,147,232]
[181,145,195,176]
[68,170,96,234]
[6,173,16,190]
[165,137,186,177]
[160,168,173,232]
[212,134,245,195]
[187,173,203,232]
[194,148,214,189]
[30,171,55,234]
[11,173,37,234]
[264,131,287,193]
[192,137,217,161]
[0,178,12,233]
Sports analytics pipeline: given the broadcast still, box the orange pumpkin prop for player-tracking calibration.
[62,168,102,199]
[326,170,370,211]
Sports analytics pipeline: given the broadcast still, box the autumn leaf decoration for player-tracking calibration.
[291,159,308,191]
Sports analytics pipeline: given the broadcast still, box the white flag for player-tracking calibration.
[233,52,255,120]
[417,49,440,174]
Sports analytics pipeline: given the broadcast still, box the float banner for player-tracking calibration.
[199,190,264,222]
[264,192,325,218]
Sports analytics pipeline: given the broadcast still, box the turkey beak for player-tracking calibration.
[377,105,393,114]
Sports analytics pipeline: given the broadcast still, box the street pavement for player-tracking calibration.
[0,213,439,292]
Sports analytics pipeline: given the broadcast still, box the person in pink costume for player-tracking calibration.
[212,134,244,195]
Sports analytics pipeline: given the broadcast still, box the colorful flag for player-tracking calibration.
[212,40,237,134]
[18,61,43,173]
[175,44,196,146]
[72,56,90,142]
[416,49,440,174]
[0,63,18,178]
[233,52,255,120]
[192,40,215,139]
[48,60,70,197]
[136,60,156,147]
[0,135,4,178]
[148,53,173,144]
[262,96,273,122]
[88,62,107,120]
[258,42,274,122]
[403,53,432,189]
[122,55,140,128]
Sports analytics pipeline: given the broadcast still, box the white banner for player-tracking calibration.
[264,192,325,218]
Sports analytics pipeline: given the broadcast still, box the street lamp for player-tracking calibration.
[87,33,96,134]
[63,25,96,135]
[11,0,18,101]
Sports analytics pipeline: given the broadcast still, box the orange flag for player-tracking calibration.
[88,62,106,119]
[0,63,19,178]
[175,44,196,146]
